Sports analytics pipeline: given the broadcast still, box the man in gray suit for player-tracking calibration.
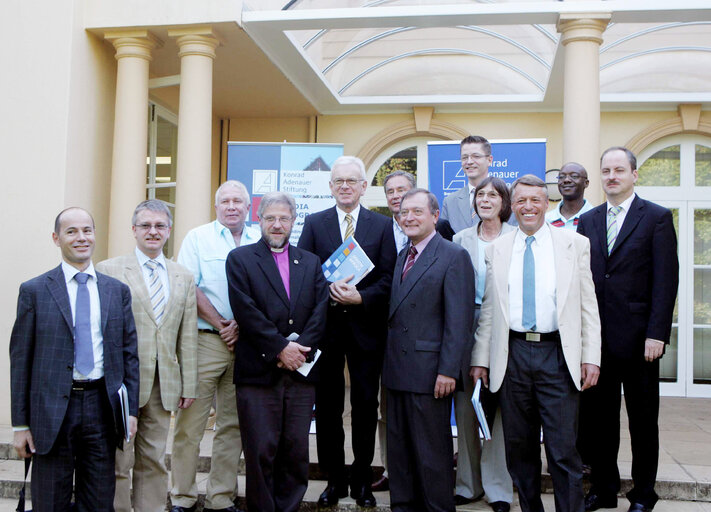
[97,200,198,512]
[441,135,494,233]
[10,207,139,512]
[384,188,475,512]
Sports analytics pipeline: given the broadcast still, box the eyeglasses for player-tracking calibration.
[475,191,501,200]
[134,223,169,231]
[461,153,490,163]
[331,178,363,187]
[261,215,293,224]
[556,173,584,181]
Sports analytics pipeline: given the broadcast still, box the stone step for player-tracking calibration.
[0,457,708,506]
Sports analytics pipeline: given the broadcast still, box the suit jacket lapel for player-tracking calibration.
[163,260,182,323]
[325,207,342,250]
[550,228,573,316]
[254,241,290,309]
[124,256,158,325]
[389,248,407,317]
[610,196,643,256]
[46,265,73,332]
[97,273,111,333]
[354,207,374,246]
[494,233,514,327]
[456,187,473,229]
[593,206,609,260]
[288,246,305,314]
[389,235,440,318]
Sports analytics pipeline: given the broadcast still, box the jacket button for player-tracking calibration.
[402,349,407,353]
[403,327,408,332]
[262,354,266,358]
[289,319,294,325]
[605,274,610,278]
[67,365,72,370]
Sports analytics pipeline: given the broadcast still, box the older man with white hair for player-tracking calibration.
[170,181,260,512]
[298,156,396,508]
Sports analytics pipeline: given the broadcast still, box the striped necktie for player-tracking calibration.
[401,245,418,282]
[607,206,623,254]
[344,213,355,240]
[145,260,166,322]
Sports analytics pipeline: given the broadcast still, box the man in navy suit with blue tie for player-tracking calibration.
[10,207,139,512]
[577,148,679,512]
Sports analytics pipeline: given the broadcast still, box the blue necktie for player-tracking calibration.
[74,272,94,375]
[522,236,536,331]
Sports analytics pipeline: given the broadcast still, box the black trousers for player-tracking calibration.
[315,339,381,487]
[499,336,584,512]
[32,386,116,512]
[584,355,660,508]
[386,388,455,512]
[237,374,315,512]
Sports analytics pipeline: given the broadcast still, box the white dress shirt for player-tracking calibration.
[336,204,361,242]
[135,247,170,300]
[62,261,104,380]
[508,224,558,333]
[606,193,636,233]
[392,217,409,253]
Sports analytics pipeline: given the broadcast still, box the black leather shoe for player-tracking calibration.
[490,502,511,512]
[585,492,618,511]
[204,506,245,512]
[454,491,484,506]
[170,506,196,512]
[351,484,377,508]
[371,474,389,492]
[318,483,349,507]
[628,503,652,512]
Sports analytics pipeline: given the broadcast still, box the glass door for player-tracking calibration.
[688,202,711,397]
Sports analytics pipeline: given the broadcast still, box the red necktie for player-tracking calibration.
[401,245,418,282]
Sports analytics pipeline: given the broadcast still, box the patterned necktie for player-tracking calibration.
[522,236,536,331]
[401,245,418,282]
[74,272,94,375]
[607,206,623,254]
[344,213,355,241]
[146,260,166,323]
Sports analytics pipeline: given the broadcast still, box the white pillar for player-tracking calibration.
[105,30,161,257]
[169,27,220,249]
[557,15,610,205]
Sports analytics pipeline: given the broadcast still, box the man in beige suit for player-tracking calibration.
[97,199,198,512]
[471,175,601,512]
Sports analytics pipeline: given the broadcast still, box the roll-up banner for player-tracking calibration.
[226,142,344,243]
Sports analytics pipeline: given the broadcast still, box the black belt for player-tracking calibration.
[509,330,560,343]
[71,378,104,391]
[199,328,220,335]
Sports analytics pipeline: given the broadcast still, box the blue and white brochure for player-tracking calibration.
[321,236,374,286]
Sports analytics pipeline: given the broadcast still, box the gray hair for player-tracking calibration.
[257,191,296,218]
[215,180,250,206]
[132,199,173,227]
[331,156,367,180]
[510,174,548,199]
[401,188,439,215]
[383,170,415,190]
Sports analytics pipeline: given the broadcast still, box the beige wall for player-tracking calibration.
[227,117,311,144]
[0,0,117,425]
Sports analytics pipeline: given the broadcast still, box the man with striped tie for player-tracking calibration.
[577,148,678,512]
[97,199,198,512]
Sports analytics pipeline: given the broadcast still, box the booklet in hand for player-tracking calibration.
[322,236,374,286]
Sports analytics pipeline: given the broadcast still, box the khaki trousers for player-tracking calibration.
[170,332,242,509]
[115,372,172,512]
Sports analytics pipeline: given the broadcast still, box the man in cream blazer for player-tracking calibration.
[472,175,601,512]
[97,199,198,512]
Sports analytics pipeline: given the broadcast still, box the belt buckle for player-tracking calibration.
[525,332,541,342]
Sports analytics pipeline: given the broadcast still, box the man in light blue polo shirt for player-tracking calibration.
[170,180,259,512]
[546,162,593,231]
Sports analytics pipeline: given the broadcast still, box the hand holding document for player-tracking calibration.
[471,379,492,441]
[281,332,321,377]
[118,384,130,443]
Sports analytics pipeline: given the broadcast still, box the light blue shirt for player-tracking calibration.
[177,220,260,330]
[393,218,409,254]
[545,198,593,230]
[135,247,170,299]
[475,236,489,305]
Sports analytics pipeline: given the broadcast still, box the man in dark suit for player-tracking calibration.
[298,155,396,508]
[384,188,475,512]
[577,147,679,512]
[10,207,139,512]
[226,191,329,512]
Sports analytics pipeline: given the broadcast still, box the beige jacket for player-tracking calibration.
[471,226,601,392]
[97,254,198,411]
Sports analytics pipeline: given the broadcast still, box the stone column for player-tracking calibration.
[169,26,220,249]
[105,30,161,257]
[557,15,610,205]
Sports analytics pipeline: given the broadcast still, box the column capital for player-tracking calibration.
[104,29,162,61]
[169,26,221,60]
[557,14,611,46]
